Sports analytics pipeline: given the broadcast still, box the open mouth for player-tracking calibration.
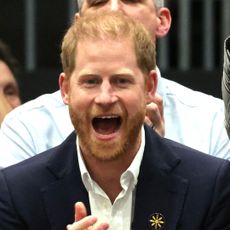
[92,115,122,135]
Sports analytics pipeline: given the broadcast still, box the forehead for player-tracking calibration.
[80,0,156,11]
[74,38,142,74]
[76,36,136,62]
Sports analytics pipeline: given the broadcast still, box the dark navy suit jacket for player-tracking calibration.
[0,125,230,230]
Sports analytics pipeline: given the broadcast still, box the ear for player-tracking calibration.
[146,70,158,104]
[155,7,172,38]
[59,72,70,105]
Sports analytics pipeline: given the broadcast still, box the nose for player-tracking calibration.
[94,81,118,106]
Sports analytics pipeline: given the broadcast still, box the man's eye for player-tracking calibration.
[123,0,140,4]
[117,79,128,84]
[88,0,107,6]
[4,86,18,97]
[84,78,100,87]
[114,78,131,86]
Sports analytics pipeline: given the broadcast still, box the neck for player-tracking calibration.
[82,137,141,202]
[86,154,134,203]
[80,129,142,202]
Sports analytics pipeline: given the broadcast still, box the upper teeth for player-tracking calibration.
[99,115,118,119]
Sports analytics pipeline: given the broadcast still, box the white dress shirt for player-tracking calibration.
[0,68,229,168]
[77,127,145,230]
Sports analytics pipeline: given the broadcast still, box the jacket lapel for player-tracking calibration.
[41,132,91,230]
[132,126,189,230]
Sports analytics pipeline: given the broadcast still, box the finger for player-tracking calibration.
[91,221,110,230]
[145,108,165,137]
[75,12,80,21]
[153,95,165,136]
[74,202,87,221]
[144,115,153,127]
[154,93,164,118]
[146,102,162,127]
[66,215,97,230]
[145,95,165,136]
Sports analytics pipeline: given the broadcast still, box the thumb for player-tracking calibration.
[74,202,87,221]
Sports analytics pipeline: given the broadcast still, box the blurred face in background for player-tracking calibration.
[79,0,171,41]
[0,60,21,110]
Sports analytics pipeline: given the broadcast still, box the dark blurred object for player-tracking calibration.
[221,36,230,137]
[20,68,60,103]
[163,68,222,99]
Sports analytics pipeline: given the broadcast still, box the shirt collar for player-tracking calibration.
[76,126,146,192]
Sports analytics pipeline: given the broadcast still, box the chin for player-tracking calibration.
[90,139,125,161]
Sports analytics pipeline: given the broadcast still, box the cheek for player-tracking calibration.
[69,89,92,111]
[124,91,147,115]
[8,97,21,109]
[133,11,158,34]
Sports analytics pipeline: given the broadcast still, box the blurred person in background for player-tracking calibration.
[0,39,21,125]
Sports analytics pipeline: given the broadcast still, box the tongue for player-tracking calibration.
[94,118,118,135]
